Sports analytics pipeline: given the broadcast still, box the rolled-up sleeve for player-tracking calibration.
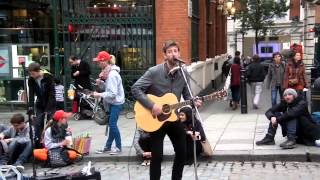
[131,69,154,110]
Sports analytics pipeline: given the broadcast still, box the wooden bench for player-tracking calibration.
[0,101,27,112]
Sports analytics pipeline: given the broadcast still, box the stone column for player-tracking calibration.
[303,2,316,65]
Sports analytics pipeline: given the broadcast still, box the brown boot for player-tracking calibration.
[232,102,237,110]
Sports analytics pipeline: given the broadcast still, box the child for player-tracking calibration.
[54,78,64,110]
[0,114,32,171]
[178,106,206,165]
[44,110,72,150]
[133,128,151,166]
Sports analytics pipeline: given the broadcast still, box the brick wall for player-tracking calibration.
[155,0,191,64]
[198,0,207,61]
[290,0,301,20]
[155,0,227,65]
[316,5,320,23]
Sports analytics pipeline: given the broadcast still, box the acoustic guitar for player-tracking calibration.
[134,90,227,132]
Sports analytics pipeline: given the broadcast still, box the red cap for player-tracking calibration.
[94,51,111,62]
[53,110,72,122]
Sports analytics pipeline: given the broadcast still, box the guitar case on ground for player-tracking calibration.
[30,171,101,180]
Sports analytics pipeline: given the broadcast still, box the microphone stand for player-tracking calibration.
[21,62,37,178]
[177,61,199,180]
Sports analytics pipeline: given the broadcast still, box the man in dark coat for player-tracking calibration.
[28,62,56,148]
[69,56,92,90]
[256,88,320,149]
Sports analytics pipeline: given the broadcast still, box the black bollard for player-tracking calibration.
[240,68,248,114]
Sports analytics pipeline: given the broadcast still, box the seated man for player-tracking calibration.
[0,124,7,133]
[0,114,32,171]
[256,88,320,149]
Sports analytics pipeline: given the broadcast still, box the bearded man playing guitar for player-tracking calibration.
[132,40,202,180]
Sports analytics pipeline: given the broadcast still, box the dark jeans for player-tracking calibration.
[150,121,186,180]
[105,104,123,150]
[271,85,283,107]
[267,118,297,139]
[230,85,240,103]
[34,107,54,148]
[0,139,32,165]
[139,137,152,160]
[185,135,202,163]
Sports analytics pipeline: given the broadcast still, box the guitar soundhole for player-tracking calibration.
[162,104,171,114]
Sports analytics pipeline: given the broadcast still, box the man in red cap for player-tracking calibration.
[93,51,125,155]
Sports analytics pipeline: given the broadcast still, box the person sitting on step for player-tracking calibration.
[256,88,320,149]
[178,106,206,165]
[0,114,32,171]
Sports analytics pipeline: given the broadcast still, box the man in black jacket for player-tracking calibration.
[246,55,266,109]
[256,88,320,149]
[28,62,56,148]
[69,56,92,90]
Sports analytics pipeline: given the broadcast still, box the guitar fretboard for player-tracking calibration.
[169,90,226,110]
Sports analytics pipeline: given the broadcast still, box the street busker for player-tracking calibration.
[93,51,125,155]
[131,40,202,180]
[256,88,320,149]
[0,114,32,171]
[178,106,206,165]
[28,62,56,148]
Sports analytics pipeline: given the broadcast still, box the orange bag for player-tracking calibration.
[33,148,48,161]
[67,150,78,160]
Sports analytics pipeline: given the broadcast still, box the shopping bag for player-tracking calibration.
[201,141,213,156]
[72,136,92,155]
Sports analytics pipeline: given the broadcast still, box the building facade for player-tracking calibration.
[0,0,227,107]
[228,0,319,65]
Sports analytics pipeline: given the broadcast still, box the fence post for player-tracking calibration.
[240,68,248,114]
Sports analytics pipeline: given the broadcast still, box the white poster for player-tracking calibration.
[0,46,10,76]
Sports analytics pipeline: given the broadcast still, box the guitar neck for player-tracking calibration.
[170,90,225,110]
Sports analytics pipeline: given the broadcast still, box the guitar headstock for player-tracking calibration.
[213,90,228,100]
[202,89,228,102]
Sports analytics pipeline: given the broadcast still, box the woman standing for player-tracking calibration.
[267,52,286,106]
[283,52,308,98]
[230,57,241,110]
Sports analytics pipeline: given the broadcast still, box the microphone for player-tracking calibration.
[173,57,185,64]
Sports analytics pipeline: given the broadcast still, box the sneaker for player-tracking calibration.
[256,135,275,146]
[280,139,296,149]
[13,161,24,172]
[146,160,151,166]
[253,104,259,109]
[109,147,121,155]
[95,148,111,154]
[315,139,320,147]
[141,160,148,166]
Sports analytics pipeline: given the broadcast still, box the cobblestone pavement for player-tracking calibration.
[24,161,320,180]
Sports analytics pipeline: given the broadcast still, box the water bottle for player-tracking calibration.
[65,131,73,146]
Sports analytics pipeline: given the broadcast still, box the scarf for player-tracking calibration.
[99,65,111,81]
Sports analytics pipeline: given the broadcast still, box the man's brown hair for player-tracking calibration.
[162,40,180,53]
[28,62,41,72]
[10,114,25,124]
[252,54,260,62]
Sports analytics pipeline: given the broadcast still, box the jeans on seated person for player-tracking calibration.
[267,118,297,139]
[8,139,32,164]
